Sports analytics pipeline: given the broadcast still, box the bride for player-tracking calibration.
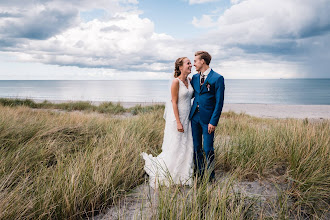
[141,57,194,188]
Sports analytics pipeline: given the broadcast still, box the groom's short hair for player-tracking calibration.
[195,51,212,65]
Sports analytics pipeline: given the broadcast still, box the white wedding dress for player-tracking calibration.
[141,77,194,188]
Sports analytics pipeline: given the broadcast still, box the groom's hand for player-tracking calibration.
[208,124,216,134]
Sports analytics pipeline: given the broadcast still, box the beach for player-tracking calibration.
[120,102,330,119]
[122,103,330,119]
[222,103,330,119]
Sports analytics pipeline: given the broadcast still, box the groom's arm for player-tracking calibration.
[209,76,225,127]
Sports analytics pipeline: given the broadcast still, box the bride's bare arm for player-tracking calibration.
[171,79,184,133]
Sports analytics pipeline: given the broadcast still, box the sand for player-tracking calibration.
[222,103,330,119]
[117,102,330,119]
[122,102,330,119]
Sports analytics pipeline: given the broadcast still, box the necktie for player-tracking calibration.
[200,74,205,87]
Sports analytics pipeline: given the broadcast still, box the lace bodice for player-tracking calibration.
[176,77,194,111]
[165,78,194,123]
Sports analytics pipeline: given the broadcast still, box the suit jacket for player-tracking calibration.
[189,69,225,126]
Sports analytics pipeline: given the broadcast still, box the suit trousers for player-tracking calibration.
[191,111,215,180]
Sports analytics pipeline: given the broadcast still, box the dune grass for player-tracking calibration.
[0,98,40,108]
[215,112,330,218]
[0,98,161,115]
[0,103,329,219]
[0,105,163,219]
[151,112,329,219]
[153,174,255,220]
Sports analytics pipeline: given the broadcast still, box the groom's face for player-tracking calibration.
[194,55,203,72]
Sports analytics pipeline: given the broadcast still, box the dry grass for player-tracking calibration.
[0,105,163,219]
[0,105,329,219]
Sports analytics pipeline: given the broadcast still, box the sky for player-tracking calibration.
[0,0,329,80]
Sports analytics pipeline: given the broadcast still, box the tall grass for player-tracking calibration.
[216,113,330,218]
[154,176,254,219]
[0,105,163,219]
[0,105,329,219]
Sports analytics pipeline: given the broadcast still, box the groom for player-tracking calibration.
[189,51,225,182]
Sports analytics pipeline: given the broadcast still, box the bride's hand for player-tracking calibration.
[177,122,184,133]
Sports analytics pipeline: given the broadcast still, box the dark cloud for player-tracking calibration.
[298,23,330,39]
[300,33,330,78]
[0,38,21,48]
[1,8,79,40]
[43,56,172,72]
[0,11,21,17]
[234,41,300,56]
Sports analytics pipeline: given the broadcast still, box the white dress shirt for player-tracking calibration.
[200,67,211,84]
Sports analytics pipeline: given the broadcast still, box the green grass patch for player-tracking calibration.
[129,104,165,115]
[0,98,163,115]
[97,102,126,114]
[0,98,39,108]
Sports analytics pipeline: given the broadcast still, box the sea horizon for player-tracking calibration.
[1,79,330,105]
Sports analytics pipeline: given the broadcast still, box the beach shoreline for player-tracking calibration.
[222,103,330,119]
[30,99,330,119]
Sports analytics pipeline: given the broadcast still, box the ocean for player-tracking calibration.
[0,79,329,105]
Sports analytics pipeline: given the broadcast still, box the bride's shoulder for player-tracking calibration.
[172,78,179,83]
[171,78,180,86]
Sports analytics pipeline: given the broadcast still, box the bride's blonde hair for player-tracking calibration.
[174,57,187,78]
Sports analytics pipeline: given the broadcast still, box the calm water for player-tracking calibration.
[0,79,329,105]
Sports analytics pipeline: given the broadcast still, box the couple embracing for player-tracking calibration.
[141,51,225,188]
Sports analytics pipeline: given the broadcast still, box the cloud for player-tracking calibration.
[1,0,330,79]
[1,7,79,40]
[9,12,187,72]
[192,15,216,28]
[100,25,128,32]
[0,0,139,41]
[0,0,137,11]
[191,0,330,51]
[230,0,245,4]
[212,0,330,46]
[192,0,330,78]
[0,11,21,18]
[0,0,189,73]
[297,33,330,78]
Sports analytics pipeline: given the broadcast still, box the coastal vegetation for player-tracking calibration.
[0,99,329,219]
[0,98,163,115]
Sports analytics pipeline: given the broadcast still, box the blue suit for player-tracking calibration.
[189,69,225,180]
